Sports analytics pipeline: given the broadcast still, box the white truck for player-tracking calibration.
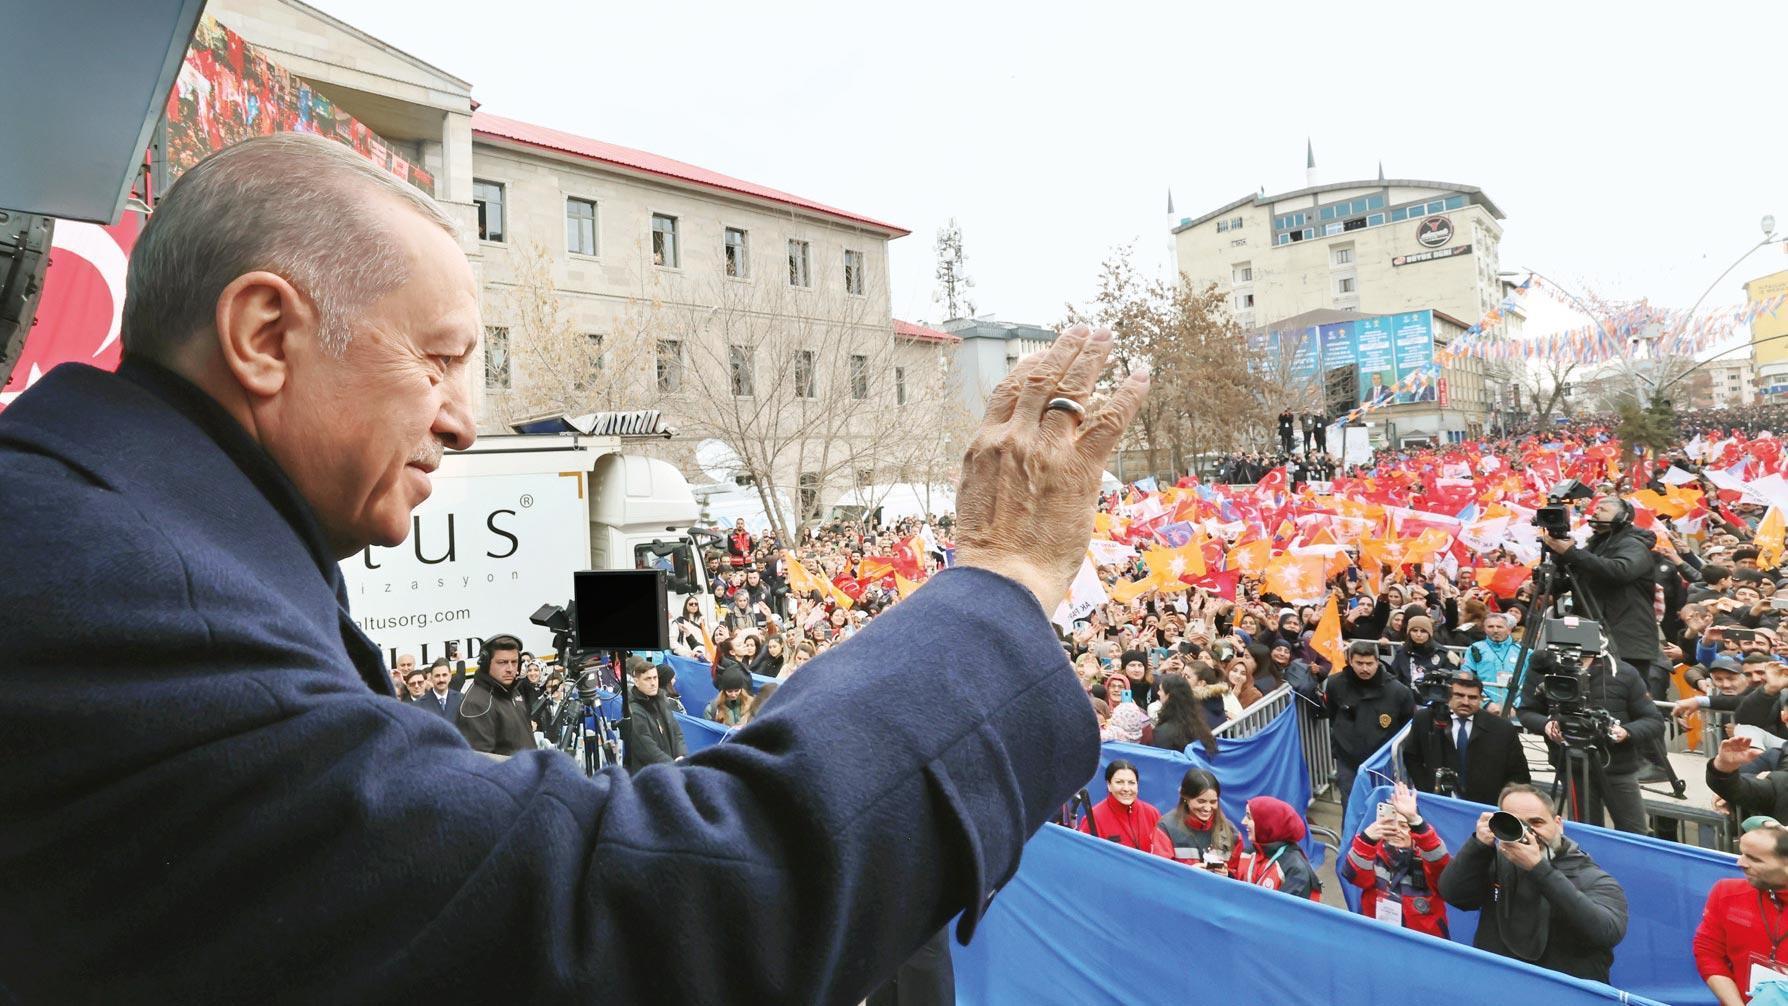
[340,428,710,666]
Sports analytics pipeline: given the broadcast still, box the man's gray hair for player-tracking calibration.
[123,132,458,360]
[1485,611,1513,627]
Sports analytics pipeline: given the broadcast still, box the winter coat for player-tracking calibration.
[624,686,687,769]
[1193,682,1236,727]
[1315,663,1414,771]
[1389,639,1454,691]
[1227,797,1321,901]
[1461,636,1529,709]
[1437,833,1628,983]
[457,673,535,757]
[1554,523,1663,666]
[1078,795,1172,858]
[1341,822,1451,938]
[1158,806,1237,867]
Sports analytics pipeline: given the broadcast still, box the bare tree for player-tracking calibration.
[934,218,975,321]
[666,262,953,539]
[481,241,660,426]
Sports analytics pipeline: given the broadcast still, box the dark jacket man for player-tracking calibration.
[0,361,1099,1003]
[1552,517,1662,667]
[1438,827,1628,982]
[1403,702,1531,805]
[419,686,464,722]
[1315,644,1415,795]
[626,666,689,770]
[1517,652,1664,777]
[457,665,534,756]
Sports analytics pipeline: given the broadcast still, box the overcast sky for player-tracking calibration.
[317,0,1787,344]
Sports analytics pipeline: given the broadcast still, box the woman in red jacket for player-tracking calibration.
[1229,796,1321,900]
[1340,781,1451,938]
[1078,761,1173,858]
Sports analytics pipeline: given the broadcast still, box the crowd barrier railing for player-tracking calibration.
[1213,684,1291,738]
[1218,684,1340,801]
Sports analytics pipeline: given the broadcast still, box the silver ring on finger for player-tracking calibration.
[1044,396,1086,420]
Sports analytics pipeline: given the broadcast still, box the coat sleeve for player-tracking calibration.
[1707,762,1782,817]
[1619,666,1665,745]
[1532,857,1628,951]
[1437,835,1495,910]
[1557,535,1652,587]
[1693,885,1735,982]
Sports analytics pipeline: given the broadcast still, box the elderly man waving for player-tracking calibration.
[0,133,1150,1003]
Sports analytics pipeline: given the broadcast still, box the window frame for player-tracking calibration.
[788,239,812,288]
[472,179,506,244]
[656,338,684,393]
[724,226,750,279]
[651,213,681,269]
[849,353,869,400]
[565,196,598,257]
[843,248,866,296]
[728,344,755,397]
[483,325,511,390]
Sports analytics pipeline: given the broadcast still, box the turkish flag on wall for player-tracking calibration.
[0,212,143,411]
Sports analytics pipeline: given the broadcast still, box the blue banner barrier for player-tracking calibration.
[676,712,729,754]
[1345,783,1737,1006]
[660,653,773,718]
[1091,704,1313,857]
[1339,724,1409,863]
[953,825,1664,1006]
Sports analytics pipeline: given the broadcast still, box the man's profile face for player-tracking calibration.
[430,667,450,692]
[260,200,480,558]
[1448,683,1483,718]
[1739,830,1788,890]
[487,648,520,686]
[1592,498,1623,525]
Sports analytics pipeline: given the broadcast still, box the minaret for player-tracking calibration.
[1377,160,1386,183]
[1306,138,1318,188]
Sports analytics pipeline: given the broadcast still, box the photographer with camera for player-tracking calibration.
[1516,622,1665,834]
[1540,495,1665,687]
[1403,673,1530,805]
[1437,784,1629,983]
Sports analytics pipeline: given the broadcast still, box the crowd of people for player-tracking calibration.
[383,400,1788,1003]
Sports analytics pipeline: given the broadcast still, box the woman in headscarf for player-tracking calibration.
[1077,760,1172,858]
[1340,781,1450,937]
[1158,767,1238,871]
[1223,648,1264,711]
[1247,641,1284,696]
[1228,796,1321,900]
[1100,669,1151,743]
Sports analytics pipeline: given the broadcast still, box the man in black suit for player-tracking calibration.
[418,660,463,721]
[1403,673,1530,805]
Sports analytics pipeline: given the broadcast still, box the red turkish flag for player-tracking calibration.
[1,212,143,411]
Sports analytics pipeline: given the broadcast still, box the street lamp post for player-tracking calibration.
[1654,215,1782,404]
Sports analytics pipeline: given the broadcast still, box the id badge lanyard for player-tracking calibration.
[1252,844,1290,887]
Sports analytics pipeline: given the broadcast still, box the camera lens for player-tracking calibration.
[1488,811,1527,843]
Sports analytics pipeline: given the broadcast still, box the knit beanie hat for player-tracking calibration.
[1405,614,1434,635]
[1121,649,1148,670]
[716,666,750,692]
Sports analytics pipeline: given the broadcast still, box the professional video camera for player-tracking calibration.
[1432,766,1461,799]
[1531,478,1594,540]
[1533,615,1617,748]
[1413,672,1454,707]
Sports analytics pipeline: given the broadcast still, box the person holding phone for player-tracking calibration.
[1341,782,1451,938]
[1158,767,1237,872]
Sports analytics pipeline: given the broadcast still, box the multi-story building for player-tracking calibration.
[1173,161,1505,332]
[939,317,1059,419]
[1699,358,1756,408]
[198,0,933,520]
[1749,269,1788,399]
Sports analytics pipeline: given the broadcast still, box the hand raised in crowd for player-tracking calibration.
[954,324,1150,612]
[1714,735,1765,773]
[1390,780,1420,824]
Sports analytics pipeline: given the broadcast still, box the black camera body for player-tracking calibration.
[1414,673,1453,706]
[1531,478,1594,538]
[1433,766,1461,799]
[1535,615,1616,749]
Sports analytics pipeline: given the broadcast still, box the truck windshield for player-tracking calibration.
[636,542,696,592]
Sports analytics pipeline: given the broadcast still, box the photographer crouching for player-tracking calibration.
[1516,619,1664,833]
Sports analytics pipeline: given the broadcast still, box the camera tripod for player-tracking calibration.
[1554,741,1608,826]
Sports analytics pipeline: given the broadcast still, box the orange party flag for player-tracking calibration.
[1311,594,1345,672]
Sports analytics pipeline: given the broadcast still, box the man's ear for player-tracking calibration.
[213,270,317,398]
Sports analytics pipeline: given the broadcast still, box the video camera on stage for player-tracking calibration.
[1532,478,1593,540]
[1533,615,1617,749]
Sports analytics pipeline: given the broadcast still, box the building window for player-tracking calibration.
[1232,263,1253,283]
[725,227,749,278]
[798,472,820,518]
[895,366,907,405]
[849,354,868,399]
[788,239,812,287]
[1217,220,1229,233]
[729,345,754,397]
[566,197,597,256]
[1342,217,1367,232]
[1336,277,1357,295]
[844,249,866,295]
[583,333,604,372]
[1229,216,1243,229]
[472,180,505,242]
[1332,246,1354,266]
[1367,213,1385,227]
[1445,195,1465,210]
[656,339,683,392]
[1367,193,1386,210]
[793,349,816,398]
[1236,292,1255,310]
[1324,222,1344,236]
[651,214,680,268]
[484,326,510,389]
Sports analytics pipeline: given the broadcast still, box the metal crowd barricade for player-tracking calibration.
[1657,699,1729,757]
[1213,684,1292,739]
[1212,684,1340,801]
